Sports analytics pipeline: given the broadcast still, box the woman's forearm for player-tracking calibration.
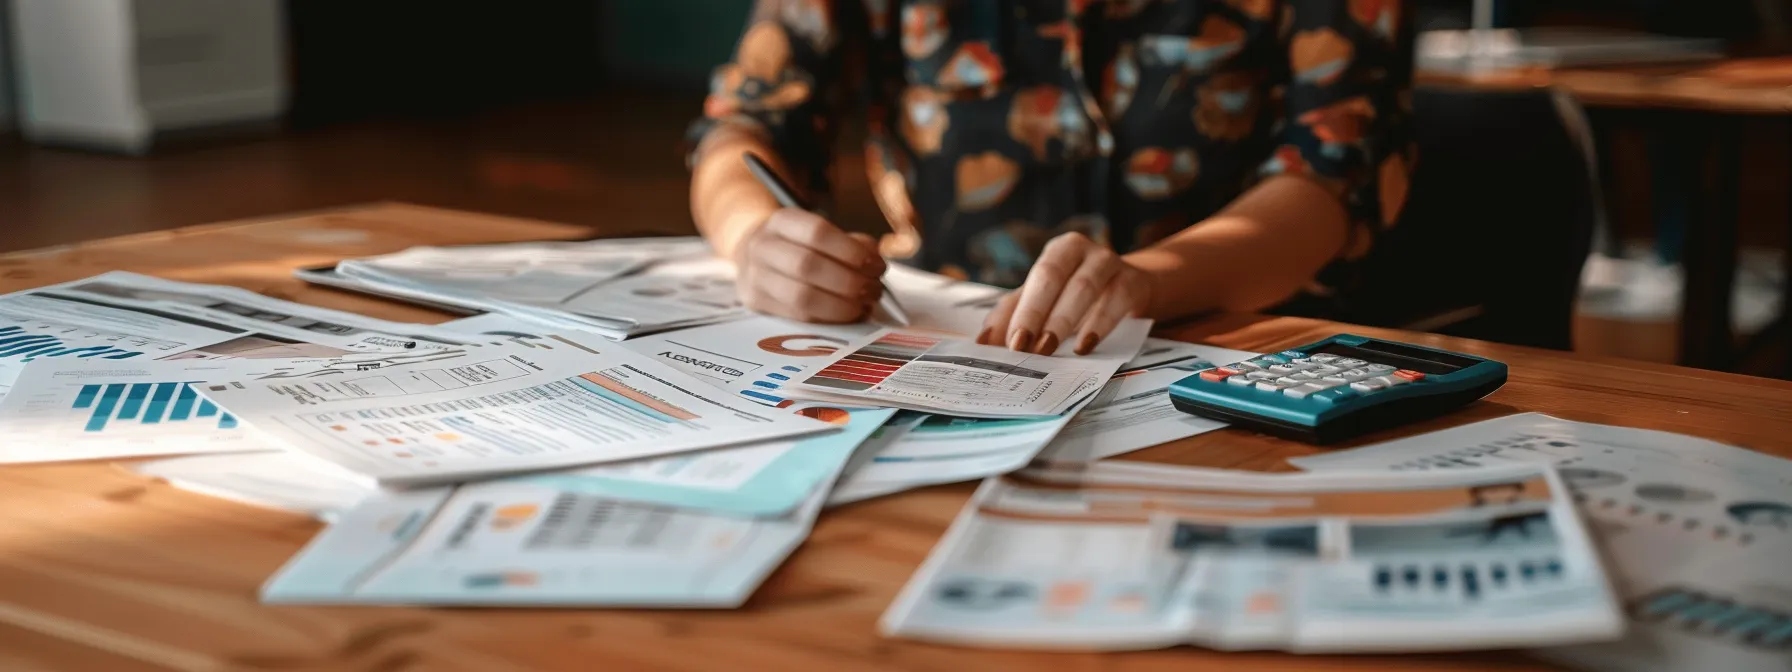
[690,125,786,260]
[1123,174,1351,320]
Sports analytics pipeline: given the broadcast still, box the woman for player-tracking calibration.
[690,0,1411,355]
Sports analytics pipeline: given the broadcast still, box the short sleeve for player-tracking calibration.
[1259,0,1414,271]
[686,0,860,201]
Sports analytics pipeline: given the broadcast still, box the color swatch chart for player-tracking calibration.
[74,381,238,432]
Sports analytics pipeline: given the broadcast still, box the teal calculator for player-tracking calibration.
[1168,334,1507,444]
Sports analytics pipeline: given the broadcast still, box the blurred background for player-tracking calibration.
[0,0,1788,376]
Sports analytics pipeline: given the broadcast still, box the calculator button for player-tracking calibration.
[1370,375,1410,388]
[1335,358,1367,368]
[1312,386,1359,404]
[1233,360,1264,371]
[1309,365,1343,375]
[1255,380,1292,392]
[1290,371,1319,381]
[1283,383,1328,399]
[1321,375,1349,385]
[1307,377,1344,389]
[1267,364,1302,375]
[1280,350,1309,360]
[1274,376,1303,386]
[1226,374,1254,386]
[1393,369,1425,382]
[1307,353,1337,363]
[1259,354,1289,364]
[1350,379,1387,393]
[1246,371,1277,381]
[1337,369,1371,380]
[1364,363,1395,374]
[1199,370,1228,382]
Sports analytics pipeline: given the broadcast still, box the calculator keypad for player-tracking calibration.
[1198,354,1430,404]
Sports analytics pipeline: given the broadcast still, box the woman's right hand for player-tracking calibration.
[733,208,887,324]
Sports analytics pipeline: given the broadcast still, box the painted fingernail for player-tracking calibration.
[1033,333,1060,355]
[1007,328,1034,353]
[975,327,994,345]
[1074,332,1098,355]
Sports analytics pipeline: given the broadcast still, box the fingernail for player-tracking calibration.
[1033,333,1060,355]
[1074,332,1098,355]
[1007,328,1034,353]
[975,327,993,345]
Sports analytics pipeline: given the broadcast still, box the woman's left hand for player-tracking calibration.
[976,232,1153,356]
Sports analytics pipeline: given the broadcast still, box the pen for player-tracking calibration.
[742,152,912,327]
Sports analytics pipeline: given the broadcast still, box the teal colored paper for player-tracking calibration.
[523,406,896,517]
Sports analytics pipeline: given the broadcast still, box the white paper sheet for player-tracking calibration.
[882,461,1625,653]
[261,460,847,606]
[1121,338,1256,373]
[200,336,833,486]
[618,315,873,408]
[788,320,1149,418]
[129,452,374,521]
[0,271,470,398]
[1035,368,1229,463]
[1291,413,1792,671]
[339,238,709,305]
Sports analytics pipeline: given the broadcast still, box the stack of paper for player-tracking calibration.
[0,267,1275,611]
[1292,414,1792,672]
[0,271,475,399]
[307,237,746,339]
[883,461,1625,652]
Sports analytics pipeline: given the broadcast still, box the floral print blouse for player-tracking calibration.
[693,0,1413,299]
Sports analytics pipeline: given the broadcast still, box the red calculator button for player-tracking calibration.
[1200,367,1241,382]
[1393,369,1425,382]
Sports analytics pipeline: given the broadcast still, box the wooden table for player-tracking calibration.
[1423,56,1792,372]
[4,204,1792,672]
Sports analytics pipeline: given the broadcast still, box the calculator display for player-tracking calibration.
[1309,341,1480,376]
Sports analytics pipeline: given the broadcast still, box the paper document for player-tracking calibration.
[1122,338,1255,373]
[201,336,832,486]
[790,320,1149,418]
[1036,368,1231,463]
[0,272,469,398]
[261,466,845,606]
[525,404,895,516]
[882,461,1624,652]
[338,238,710,305]
[827,394,1097,506]
[620,315,873,407]
[1291,413,1792,671]
[0,358,279,462]
[129,453,374,521]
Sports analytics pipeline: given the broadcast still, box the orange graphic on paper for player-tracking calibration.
[796,407,852,425]
[757,334,846,357]
[434,433,462,442]
[330,425,347,431]
[1247,593,1281,614]
[490,503,539,531]
[579,373,700,421]
[1045,581,1090,612]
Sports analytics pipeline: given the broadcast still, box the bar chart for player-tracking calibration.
[73,382,238,432]
[0,324,153,363]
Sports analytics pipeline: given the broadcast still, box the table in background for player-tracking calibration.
[1422,56,1792,373]
[4,204,1792,672]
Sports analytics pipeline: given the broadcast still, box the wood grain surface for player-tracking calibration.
[1419,56,1792,114]
[2,205,1789,672]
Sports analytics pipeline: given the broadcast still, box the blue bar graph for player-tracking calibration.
[141,383,180,424]
[117,383,152,420]
[169,385,197,421]
[0,326,146,363]
[72,380,238,433]
[86,384,128,432]
[73,384,101,409]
